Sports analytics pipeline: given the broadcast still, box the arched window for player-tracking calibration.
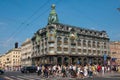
[97,42,100,48]
[57,37,61,41]
[83,40,86,47]
[88,41,91,47]
[93,41,96,48]
[77,39,81,46]
[57,37,62,46]
[64,37,68,45]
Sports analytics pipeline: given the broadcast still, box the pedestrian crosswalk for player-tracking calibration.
[3,75,69,80]
[3,75,76,80]
[3,75,44,80]
[3,75,120,80]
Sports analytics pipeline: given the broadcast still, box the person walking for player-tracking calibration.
[37,65,41,76]
[84,65,88,77]
[102,65,105,75]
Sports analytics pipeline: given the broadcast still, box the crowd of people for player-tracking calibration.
[36,63,112,79]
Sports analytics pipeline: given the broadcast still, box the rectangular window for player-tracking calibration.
[71,48,75,52]
[57,47,62,51]
[64,42,68,45]
[64,48,68,51]
[78,49,81,52]
[49,47,54,51]
[78,43,81,46]
[57,41,62,45]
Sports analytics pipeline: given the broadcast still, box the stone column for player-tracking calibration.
[54,56,57,65]
[68,37,71,55]
[43,57,45,64]
[69,57,72,64]
[76,58,78,64]
[81,39,83,55]
[91,40,93,55]
[86,40,88,55]
[81,57,84,65]
[86,57,89,64]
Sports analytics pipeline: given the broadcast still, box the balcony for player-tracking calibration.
[88,53,92,55]
[71,52,76,54]
[49,51,55,54]
[64,51,69,54]
[57,51,62,54]
[48,36,55,43]
[49,43,54,47]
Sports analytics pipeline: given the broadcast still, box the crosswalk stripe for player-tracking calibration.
[4,75,45,80]
[4,76,14,80]
[11,76,24,80]
[17,76,30,79]
[18,75,41,80]
[104,76,120,79]
[18,75,39,80]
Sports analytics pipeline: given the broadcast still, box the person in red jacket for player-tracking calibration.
[97,65,101,72]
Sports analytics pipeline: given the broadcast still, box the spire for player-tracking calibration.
[48,4,59,24]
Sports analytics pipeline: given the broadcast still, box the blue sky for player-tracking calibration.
[0,0,120,54]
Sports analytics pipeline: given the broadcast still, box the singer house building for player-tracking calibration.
[31,4,110,66]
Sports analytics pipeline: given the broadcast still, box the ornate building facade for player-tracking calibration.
[31,4,110,66]
[21,38,33,67]
[110,41,120,65]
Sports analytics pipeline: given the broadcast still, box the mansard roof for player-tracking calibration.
[54,23,105,33]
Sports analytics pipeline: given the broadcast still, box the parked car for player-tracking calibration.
[0,69,4,75]
[21,66,37,73]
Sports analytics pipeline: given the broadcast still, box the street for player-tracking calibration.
[0,71,120,80]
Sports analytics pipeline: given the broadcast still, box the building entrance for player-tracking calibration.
[64,57,69,65]
[57,57,62,65]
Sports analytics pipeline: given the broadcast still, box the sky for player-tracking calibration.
[0,0,120,54]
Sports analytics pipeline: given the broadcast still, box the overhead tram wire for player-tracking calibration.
[8,0,60,43]
[21,0,61,36]
[15,5,51,38]
[6,0,50,42]
[7,1,52,42]
[28,0,61,28]
[22,0,50,23]
[6,23,25,43]
[26,8,50,32]
[25,0,61,36]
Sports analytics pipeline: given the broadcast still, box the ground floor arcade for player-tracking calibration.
[32,55,111,66]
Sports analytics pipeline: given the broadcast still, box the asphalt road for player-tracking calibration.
[0,71,120,80]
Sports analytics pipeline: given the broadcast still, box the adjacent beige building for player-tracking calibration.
[0,55,6,69]
[21,38,32,67]
[110,41,120,65]
[0,48,21,71]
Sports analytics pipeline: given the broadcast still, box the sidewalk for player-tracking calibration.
[97,71,120,77]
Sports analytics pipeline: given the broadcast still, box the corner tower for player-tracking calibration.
[48,4,59,24]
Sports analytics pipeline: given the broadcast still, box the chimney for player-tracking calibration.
[15,42,18,48]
